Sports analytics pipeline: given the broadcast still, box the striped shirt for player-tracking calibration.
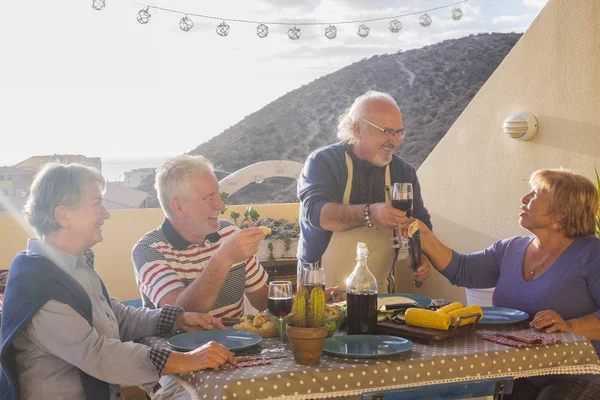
[132,219,268,318]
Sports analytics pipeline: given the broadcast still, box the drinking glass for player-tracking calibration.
[392,183,413,247]
[268,281,293,352]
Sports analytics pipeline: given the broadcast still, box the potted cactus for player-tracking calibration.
[285,285,328,364]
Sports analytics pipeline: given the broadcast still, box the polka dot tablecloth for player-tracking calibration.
[142,325,600,400]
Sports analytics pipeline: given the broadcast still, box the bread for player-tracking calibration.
[233,311,278,337]
[258,226,272,236]
[408,221,420,238]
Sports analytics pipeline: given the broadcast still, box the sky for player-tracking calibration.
[0,0,549,166]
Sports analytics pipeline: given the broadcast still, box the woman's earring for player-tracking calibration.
[553,221,562,232]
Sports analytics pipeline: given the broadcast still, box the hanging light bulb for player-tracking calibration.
[180,15,194,32]
[357,23,370,38]
[288,26,301,40]
[325,24,337,40]
[257,23,269,38]
[216,20,230,36]
[452,8,464,21]
[389,19,402,33]
[92,0,105,11]
[137,7,151,24]
[419,13,432,27]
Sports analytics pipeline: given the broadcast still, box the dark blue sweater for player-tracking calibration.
[297,142,432,262]
[0,252,109,400]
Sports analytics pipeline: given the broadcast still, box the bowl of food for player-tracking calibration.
[273,304,346,338]
[233,311,279,338]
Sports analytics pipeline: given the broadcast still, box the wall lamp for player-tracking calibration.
[503,111,538,140]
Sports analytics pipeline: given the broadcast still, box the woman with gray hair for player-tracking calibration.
[0,163,235,400]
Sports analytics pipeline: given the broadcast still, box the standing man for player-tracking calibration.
[298,90,432,293]
[132,155,268,317]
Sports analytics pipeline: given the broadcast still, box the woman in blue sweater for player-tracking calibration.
[411,168,600,399]
[0,163,235,400]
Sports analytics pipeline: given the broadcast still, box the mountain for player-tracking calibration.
[150,33,522,205]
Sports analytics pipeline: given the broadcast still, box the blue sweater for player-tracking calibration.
[443,235,600,354]
[0,252,110,400]
[297,142,432,262]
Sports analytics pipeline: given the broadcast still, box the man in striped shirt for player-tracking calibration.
[132,155,268,318]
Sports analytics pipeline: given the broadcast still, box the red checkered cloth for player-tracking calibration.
[483,332,561,348]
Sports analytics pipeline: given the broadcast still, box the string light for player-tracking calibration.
[137,7,151,24]
[113,0,469,40]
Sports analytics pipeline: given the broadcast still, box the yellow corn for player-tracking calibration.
[448,305,483,327]
[436,302,464,315]
[405,308,451,330]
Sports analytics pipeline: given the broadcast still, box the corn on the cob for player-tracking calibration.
[436,302,464,314]
[448,305,483,326]
[405,308,451,330]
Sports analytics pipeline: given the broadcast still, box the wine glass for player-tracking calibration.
[268,281,293,352]
[392,183,413,247]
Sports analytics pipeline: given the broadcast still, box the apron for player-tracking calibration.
[320,152,397,293]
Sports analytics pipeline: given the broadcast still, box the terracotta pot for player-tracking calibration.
[285,324,328,365]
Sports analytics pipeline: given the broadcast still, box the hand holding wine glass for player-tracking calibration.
[392,183,413,246]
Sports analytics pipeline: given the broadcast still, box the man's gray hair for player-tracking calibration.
[23,163,106,238]
[336,90,399,144]
[155,154,214,219]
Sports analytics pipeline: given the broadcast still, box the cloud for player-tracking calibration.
[491,14,534,25]
[522,0,549,8]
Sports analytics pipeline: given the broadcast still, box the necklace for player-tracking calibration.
[530,248,552,276]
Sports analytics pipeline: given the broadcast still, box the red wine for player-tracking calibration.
[346,291,378,335]
[268,297,293,317]
[392,199,412,212]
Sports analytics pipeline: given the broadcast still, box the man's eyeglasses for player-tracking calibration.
[361,119,407,138]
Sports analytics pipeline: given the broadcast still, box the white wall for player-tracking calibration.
[413,0,600,303]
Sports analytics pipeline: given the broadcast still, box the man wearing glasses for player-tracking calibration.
[298,90,432,293]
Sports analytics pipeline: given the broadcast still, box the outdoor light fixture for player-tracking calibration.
[503,111,538,140]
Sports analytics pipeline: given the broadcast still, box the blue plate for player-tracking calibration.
[378,293,432,308]
[480,307,529,325]
[323,335,413,358]
[168,330,262,352]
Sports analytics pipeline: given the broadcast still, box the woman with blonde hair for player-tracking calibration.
[0,163,235,400]
[410,168,600,399]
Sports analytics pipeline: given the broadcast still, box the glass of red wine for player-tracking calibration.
[392,182,413,247]
[268,281,293,352]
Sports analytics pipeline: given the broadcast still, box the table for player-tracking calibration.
[142,325,600,400]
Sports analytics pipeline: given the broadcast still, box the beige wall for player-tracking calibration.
[0,203,300,300]
[415,0,600,303]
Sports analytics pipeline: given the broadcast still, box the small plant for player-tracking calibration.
[229,210,241,226]
[229,206,260,228]
[267,242,276,267]
[219,192,229,215]
[292,286,325,328]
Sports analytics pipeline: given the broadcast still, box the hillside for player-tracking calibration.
[151,33,522,204]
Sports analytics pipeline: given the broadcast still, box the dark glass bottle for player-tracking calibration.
[346,242,378,335]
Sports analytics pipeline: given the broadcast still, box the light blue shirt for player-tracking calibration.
[12,240,164,400]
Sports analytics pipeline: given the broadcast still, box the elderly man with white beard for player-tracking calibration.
[297,90,433,293]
